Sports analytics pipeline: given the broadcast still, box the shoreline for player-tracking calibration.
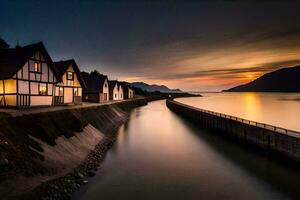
[166,99,300,163]
[4,93,197,200]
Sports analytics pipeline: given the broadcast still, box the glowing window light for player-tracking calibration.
[39,84,47,95]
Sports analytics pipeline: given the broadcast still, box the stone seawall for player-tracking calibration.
[166,99,300,162]
[0,98,148,200]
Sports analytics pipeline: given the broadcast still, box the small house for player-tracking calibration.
[119,82,135,99]
[81,71,109,103]
[118,83,124,100]
[0,42,62,108]
[109,80,119,100]
[54,59,85,105]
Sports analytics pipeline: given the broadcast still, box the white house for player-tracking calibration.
[118,83,124,100]
[119,82,135,99]
[0,42,61,108]
[81,71,109,103]
[54,59,85,105]
[128,87,135,98]
[109,80,119,100]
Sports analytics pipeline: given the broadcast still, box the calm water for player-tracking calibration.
[178,92,300,131]
[73,99,300,200]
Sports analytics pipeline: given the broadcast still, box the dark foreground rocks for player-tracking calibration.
[22,136,117,200]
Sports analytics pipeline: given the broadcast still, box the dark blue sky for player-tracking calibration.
[1,0,300,91]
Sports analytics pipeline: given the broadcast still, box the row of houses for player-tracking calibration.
[0,42,135,108]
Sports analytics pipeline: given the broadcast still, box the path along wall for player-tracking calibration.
[167,99,300,162]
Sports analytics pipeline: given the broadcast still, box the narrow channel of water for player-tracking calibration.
[73,100,300,200]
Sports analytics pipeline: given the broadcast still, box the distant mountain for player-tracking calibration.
[130,82,183,93]
[225,65,300,92]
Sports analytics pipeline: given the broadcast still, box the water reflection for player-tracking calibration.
[73,100,300,200]
[178,92,300,131]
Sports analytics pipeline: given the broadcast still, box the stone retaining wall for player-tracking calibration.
[166,99,300,162]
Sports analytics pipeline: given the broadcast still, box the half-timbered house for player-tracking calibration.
[54,59,85,105]
[0,42,61,108]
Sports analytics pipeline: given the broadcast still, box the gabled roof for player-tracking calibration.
[108,80,118,92]
[81,70,108,93]
[54,59,86,88]
[0,42,61,81]
[118,81,132,93]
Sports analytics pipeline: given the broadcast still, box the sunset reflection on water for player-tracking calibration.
[177,92,300,131]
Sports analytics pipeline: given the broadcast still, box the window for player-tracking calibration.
[115,94,117,98]
[59,87,63,96]
[67,71,74,80]
[34,62,42,73]
[74,88,78,96]
[39,83,47,95]
[104,83,107,88]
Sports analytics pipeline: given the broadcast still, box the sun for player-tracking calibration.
[247,74,253,79]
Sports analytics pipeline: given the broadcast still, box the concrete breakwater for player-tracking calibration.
[0,98,147,200]
[166,99,300,162]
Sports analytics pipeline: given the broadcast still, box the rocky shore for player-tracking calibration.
[21,136,115,200]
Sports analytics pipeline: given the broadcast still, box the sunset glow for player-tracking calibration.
[2,1,300,91]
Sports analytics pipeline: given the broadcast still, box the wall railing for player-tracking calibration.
[171,100,300,139]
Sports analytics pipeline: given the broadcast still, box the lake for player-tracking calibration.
[178,92,300,132]
[73,97,300,200]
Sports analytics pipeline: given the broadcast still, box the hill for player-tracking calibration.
[131,82,183,93]
[225,65,300,92]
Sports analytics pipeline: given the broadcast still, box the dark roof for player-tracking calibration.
[118,81,133,93]
[54,59,86,88]
[0,42,61,81]
[81,70,108,93]
[108,80,118,92]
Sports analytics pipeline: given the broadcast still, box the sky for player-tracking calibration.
[1,0,300,91]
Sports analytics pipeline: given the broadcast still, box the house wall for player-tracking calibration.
[0,81,2,94]
[82,93,100,103]
[64,88,73,103]
[128,88,134,99]
[55,64,82,105]
[61,65,81,87]
[30,96,53,106]
[15,51,57,107]
[0,80,17,106]
[4,95,16,106]
[118,85,124,100]
[101,79,109,102]
[4,79,17,94]
[113,84,119,100]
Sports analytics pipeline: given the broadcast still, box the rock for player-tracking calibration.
[87,171,96,177]
[76,172,84,179]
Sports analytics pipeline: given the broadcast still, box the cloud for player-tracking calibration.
[151,59,300,80]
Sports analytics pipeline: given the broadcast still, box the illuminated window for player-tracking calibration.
[74,88,78,96]
[34,62,42,73]
[59,87,63,96]
[39,83,47,95]
[67,71,74,80]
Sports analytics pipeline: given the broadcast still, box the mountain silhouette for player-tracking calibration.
[225,65,300,92]
[131,82,182,93]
